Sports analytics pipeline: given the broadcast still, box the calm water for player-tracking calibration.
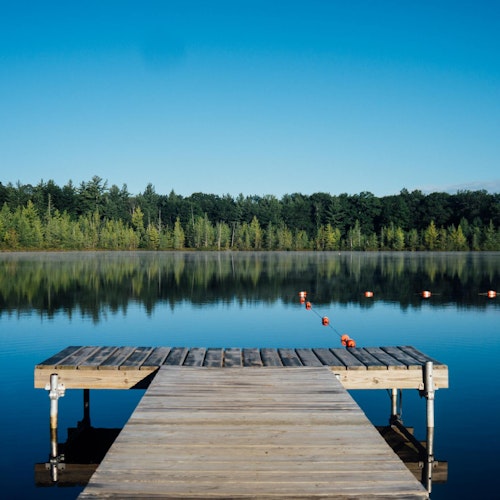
[0,251,498,499]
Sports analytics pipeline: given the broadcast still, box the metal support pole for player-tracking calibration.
[423,361,435,493]
[45,373,65,482]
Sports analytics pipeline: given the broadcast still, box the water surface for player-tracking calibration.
[0,251,498,499]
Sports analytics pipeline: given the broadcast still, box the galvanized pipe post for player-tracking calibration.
[45,373,65,482]
[423,361,435,493]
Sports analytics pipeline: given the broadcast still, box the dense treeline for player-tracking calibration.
[0,177,499,251]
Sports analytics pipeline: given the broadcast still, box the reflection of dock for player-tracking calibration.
[35,346,448,499]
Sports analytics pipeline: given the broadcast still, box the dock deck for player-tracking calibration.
[34,345,448,390]
[35,346,448,498]
[78,366,429,499]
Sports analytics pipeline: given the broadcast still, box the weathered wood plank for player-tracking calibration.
[381,346,423,369]
[312,348,346,369]
[120,347,154,369]
[296,348,323,366]
[98,347,136,370]
[365,347,407,369]
[203,348,223,367]
[242,348,263,367]
[164,347,188,366]
[223,348,242,367]
[349,348,387,370]
[261,348,283,366]
[330,347,366,369]
[183,347,207,367]
[36,346,83,368]
[78,346,119,370]
[79,367,428,499]
[141,347,171,368]
[399,346,447,368]
[56,346,100,369]
[278,348,303,366]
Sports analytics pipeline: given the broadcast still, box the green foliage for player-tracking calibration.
[0,179,498,251]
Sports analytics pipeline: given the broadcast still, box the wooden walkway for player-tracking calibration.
[78,366,429,499]
[35,345,448,391]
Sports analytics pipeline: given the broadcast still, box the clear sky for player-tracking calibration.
[1,0,499,198]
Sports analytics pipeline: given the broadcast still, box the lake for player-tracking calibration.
[0,251,498,499]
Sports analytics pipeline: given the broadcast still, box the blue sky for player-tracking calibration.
[1,0,499,198]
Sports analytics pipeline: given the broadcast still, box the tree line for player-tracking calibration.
[0,177,499,251]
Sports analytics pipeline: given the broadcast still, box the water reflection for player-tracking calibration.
[0,251,498,321]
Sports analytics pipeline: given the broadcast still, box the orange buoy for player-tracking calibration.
[346,338,356,348]
[487,290,497,298]
[364,291,374,298]
[322,316,329,326]
[298,291,307,299]
[341,334,350,346]
[299,296,305,304]
[305,301,312,310]
[421,290,432,298]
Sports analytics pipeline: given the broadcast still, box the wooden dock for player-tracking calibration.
[34,345,448,391]
[78,366,429,499]
[35,346,448,498]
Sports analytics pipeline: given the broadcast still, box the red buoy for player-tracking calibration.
[487,290,497,298]
[421,290,432,298]
[364,291,374,298]
[298,291,307,299]
[299,297,305,304]
[305,301,312,310]
[341,334,350,346]
[322,316,329,326]
[346,338,356,348]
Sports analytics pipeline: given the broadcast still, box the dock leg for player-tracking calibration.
[45,373,66,482]
[78,389,91,429]
[422,361,435,493]
[389,388,402,424]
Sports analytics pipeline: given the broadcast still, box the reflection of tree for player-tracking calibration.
[0,252,498,321]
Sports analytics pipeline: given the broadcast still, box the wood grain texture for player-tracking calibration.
[79,367,428,499]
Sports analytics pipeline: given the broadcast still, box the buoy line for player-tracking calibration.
[298,291,356,348]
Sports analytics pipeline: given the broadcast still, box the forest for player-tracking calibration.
[0,177,499,251]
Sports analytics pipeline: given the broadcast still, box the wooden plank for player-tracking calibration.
[223,348,242,367]
[99,347,136,370]
[164,347,188,366]
[56,346,100,369]
[36,346,83,368]
[120,347,154,369]
[296,348,323,367]
[78,346,119,370]
[365,347,407,369]
[242,348,263,367]
[278,348,303,366]
[260,348,283,366]
[203,348,223,367]
[381,346,423,370]
[80,367,428,499]
[183,348,207,367]
[312,348,346,370]
[349,348,387,370]
[330,347,366,369]
[141,347,171,369]
[399,346,448,368]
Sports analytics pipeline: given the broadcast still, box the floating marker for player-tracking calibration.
[299,297,306,304]
[487,290,497,298]
[341,334,350,346]
[421,290,432,298]
[364,291,374,298]
[298,291,307,299]
[346,338,356,348]
[322,316,329,326]
[305,301,312,310]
